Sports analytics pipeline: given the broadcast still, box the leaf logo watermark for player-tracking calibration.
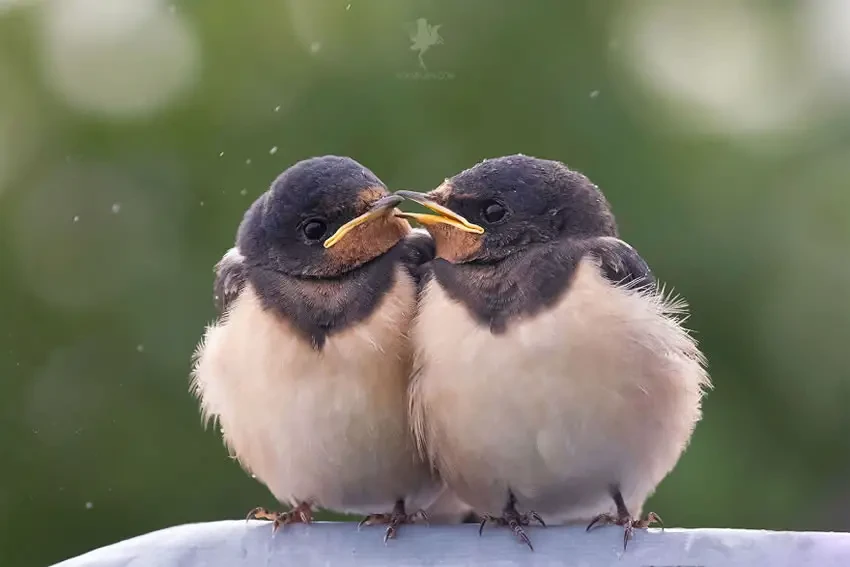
[397,18,455,81]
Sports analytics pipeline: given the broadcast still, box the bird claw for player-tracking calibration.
[246,503,312,533]
[358,506,428,543]
[478,509,545,551]
[586,511,663,550]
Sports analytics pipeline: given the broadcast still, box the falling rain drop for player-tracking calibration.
[269,146,278,155]
[111,203,121,214]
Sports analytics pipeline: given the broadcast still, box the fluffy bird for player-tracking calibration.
[191,156,443,541]
[398,155,710,550]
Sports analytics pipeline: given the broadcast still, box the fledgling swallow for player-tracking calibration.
[398,155,711,551]
[191,155,444,542]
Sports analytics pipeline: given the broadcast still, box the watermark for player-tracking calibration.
[396,18,455,81]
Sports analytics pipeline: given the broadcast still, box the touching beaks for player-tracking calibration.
[393,190,485,234]
[323,194,404,248]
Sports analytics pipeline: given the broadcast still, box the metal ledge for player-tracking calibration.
[52,521,850,567]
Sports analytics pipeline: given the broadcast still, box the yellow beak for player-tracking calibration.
[394,190,485,234]
[323,194,404,248]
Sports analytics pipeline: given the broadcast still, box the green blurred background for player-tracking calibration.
[2,0,850,565]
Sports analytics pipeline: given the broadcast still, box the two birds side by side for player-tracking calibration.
[190,154,711,552]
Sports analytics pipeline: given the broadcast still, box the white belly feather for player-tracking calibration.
[409,258,710,521]
[192,267,438,514]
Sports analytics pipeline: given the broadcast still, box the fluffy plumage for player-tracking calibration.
[403,154,711,541]
[191,156,450,530]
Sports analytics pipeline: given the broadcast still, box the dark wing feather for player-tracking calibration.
[399,228,436,291]
[213,248,248,315]
[584,237,655,291]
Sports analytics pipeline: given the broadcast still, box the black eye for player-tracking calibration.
[481,201,506,224]
[302,219,327,241]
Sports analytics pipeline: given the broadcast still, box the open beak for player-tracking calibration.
[393,190,485,234]
[323,194,404,248]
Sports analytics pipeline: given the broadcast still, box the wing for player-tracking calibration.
[584,236,655,291]
[399,228,436,292]
[213,247,248,315]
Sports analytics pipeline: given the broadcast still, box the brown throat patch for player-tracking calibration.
[429,223,483,264]
[325,214,411,271]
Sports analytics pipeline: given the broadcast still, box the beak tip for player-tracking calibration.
[370,194,404,211]
[394,190,426,201]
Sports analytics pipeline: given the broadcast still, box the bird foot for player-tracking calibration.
[586,510,663,550]
[478,510,546,551]
[358,507,429,543]
[246,503,313,533]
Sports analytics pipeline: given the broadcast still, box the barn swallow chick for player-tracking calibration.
[191,156,443,542]
[398,155,710,551]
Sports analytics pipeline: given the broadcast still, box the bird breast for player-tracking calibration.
[409,257,710,519]
[192,267,437,514]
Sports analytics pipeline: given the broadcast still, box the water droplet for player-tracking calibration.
[310,42,322,54]
[85,501,93,509]
[111,203,121,214]
[589,90,600,98]
[245,159,252,165]
[240,189,248,196]
[269,146,278,155]
[219,152,224,157]
[274,105,281,112]
[200,201,205,207]
[136,344,144,353]
[73,215,80,223]
[346,3,351,10]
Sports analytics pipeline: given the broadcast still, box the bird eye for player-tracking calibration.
[481,201,507,224]
[302,219,328,241]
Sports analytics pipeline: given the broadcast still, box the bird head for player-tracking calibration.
[238,156,409,278]
[395,154,618,264]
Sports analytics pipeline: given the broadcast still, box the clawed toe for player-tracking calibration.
[586,510,663,550]
[358,500,427,543]
[478,507,545,551]
[246,503,312,533]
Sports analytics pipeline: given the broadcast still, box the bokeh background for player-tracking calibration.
[2,0,850,565]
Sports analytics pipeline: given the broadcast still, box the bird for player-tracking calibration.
[396,154,711,551]
[190,155,446,542]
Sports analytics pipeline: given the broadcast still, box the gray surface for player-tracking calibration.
[51,521,850,567]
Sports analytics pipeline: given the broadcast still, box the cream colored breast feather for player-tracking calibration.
[190,266,416,473]
[409,256,711,472]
